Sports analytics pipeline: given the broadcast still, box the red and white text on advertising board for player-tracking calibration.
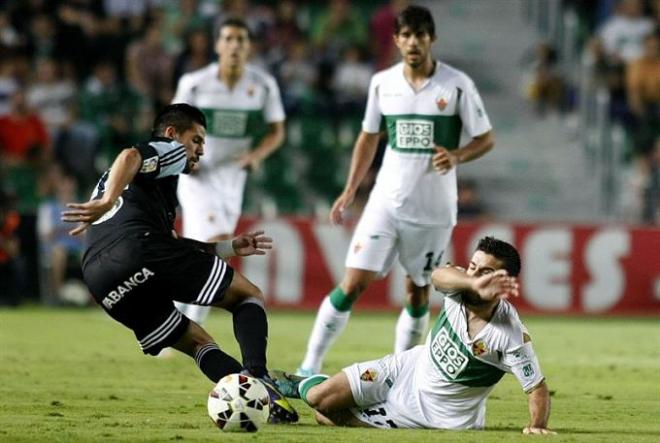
[231,218,660,315]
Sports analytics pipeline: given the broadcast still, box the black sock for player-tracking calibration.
[194,343,242,383]
[232,301,268,378]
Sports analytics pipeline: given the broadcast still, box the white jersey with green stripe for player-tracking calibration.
[397,293,544,429]
[362,61,492,225]
[172,62,285,169]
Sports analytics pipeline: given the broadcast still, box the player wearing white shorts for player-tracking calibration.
[298,5,495,375]
[275,237,555,435]
[172,18,285,325]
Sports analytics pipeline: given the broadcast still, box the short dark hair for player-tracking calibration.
[152,103,206,137]
[395,5,436,39]
[218,17,251,39]
[476,237,521,277]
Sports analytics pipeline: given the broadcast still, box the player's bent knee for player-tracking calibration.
[340,279,370,297]
[342,269,378,296]
[172,321,215,357]
[214,271,265,310]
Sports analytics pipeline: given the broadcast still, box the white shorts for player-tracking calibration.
[345,199,454,286]
[177,168,247,240]
[343,347,422,429]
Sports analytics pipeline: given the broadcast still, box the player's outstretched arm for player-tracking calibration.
[432,267,519,301]
[177,231,273,258]
[61,147,142,235]
[523,381,557,435]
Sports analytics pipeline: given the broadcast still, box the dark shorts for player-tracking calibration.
[82,231,234,355]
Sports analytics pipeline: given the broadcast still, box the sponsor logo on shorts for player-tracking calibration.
[102,267,155,310]
[396,119,434,149]
[140,155,159,173]
[430,328,468,379]
[522,363,535,378]
[353,241,362,254]
[360,368,378,382]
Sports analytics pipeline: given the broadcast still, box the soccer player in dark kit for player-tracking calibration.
[61,103,298,424]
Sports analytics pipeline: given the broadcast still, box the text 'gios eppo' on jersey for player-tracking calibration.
[82,137,187,260]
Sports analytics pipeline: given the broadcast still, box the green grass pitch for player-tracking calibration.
[1,307,659,442]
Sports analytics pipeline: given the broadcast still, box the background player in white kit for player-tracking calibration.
[172,17,286,325]
[276,237,555,434]
[297,5,495,375]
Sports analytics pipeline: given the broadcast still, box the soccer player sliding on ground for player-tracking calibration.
[274,237,556,434]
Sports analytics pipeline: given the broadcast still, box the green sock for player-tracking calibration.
[329,287,354,312]
[299,375,329,404]
[405,303,429,318]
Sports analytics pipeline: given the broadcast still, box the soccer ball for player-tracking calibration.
[207,373,270,432]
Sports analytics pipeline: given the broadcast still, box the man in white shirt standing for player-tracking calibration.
[172,17,285,325]
[297,5,495,376]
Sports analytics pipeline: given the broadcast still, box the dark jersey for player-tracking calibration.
[83,137,187,262]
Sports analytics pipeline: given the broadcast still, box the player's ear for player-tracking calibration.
[214,35,223,57]
[392,33,399,46]
[163,125,177,139]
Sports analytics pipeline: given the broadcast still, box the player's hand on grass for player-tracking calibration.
[330,191,355,225]
[61,198,114,236]
[432,146,458,174]
[471,269,519,301]
[232,230,273,256]
[523,426,557,435]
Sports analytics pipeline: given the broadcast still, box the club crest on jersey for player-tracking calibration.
[472,340,487,356]
[436,98,448,110]
[360,368,378,382]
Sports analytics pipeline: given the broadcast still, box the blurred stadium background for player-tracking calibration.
[0,0,658,316]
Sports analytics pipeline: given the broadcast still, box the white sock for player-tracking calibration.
[175,301,211,325]
[394,308,430,353]
[300,296,351,373]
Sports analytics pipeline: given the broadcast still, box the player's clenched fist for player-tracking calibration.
[432,146,458,174]
[329,191,355,225]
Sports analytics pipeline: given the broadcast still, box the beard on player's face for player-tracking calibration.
[462,291,494,308]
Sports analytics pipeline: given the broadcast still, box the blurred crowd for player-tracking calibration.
[0,0,410,305]
[524,0,659,224]
[1,0,656,307]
